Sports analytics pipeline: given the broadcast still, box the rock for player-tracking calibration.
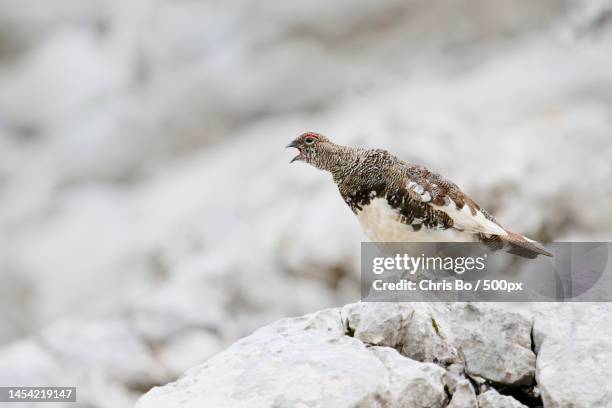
[443,363,468,394]
[342,302,535,386]
[477,389,527,408]
[447,380,478,408]
[342,302,459,365]
[369,347,448,408]
[136,308,448,408]
[533,303,612,407]
[137,302,544,408]
[449,303,535,386]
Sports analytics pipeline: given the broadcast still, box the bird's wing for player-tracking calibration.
[403,167,507,236]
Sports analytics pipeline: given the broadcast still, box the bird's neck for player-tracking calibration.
[314,144,362,181]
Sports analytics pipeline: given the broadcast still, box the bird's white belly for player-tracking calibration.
[355,198,476,242]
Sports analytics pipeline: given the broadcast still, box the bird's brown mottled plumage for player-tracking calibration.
[287,132,552,258]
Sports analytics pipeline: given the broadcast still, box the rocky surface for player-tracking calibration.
[533,303,612,407]
[449,304,535,385]
[136,302,612,408]
[478,390,528,408]
[343,302,535,385]
[448,380,478,408]
[138,301,612,408]
[136,307,450,408]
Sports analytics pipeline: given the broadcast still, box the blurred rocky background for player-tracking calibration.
[0,0,611,407]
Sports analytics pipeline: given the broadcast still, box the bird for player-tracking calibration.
[287,131,552,258]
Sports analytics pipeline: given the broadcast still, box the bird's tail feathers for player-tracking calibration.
[501,232,553,259]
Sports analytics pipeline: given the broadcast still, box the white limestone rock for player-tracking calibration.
[449,303,535,386]
[447,380,478,408]
[369,347,448,408]
[342,302,536,386]
[533,303,612,407]
[477,389,528,408]
[342,302,459,365]
[136,302,546,408]
[136,308,448,408]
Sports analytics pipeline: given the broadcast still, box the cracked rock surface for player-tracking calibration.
[137,302,612,408]
[478,389,528,408]
[448,380,478,408]
[136,308,449,408]
[342,302,536,386]
[137,303,542,408]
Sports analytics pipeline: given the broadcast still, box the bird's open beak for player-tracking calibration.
[286,140,301,163]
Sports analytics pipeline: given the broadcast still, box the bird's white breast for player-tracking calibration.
[355,197,476,242]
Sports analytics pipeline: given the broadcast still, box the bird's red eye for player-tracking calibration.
[304,136,316,144]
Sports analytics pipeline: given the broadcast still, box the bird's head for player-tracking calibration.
[286,132,333,167]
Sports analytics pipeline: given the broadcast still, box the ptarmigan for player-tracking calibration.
[287,132,552,258]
